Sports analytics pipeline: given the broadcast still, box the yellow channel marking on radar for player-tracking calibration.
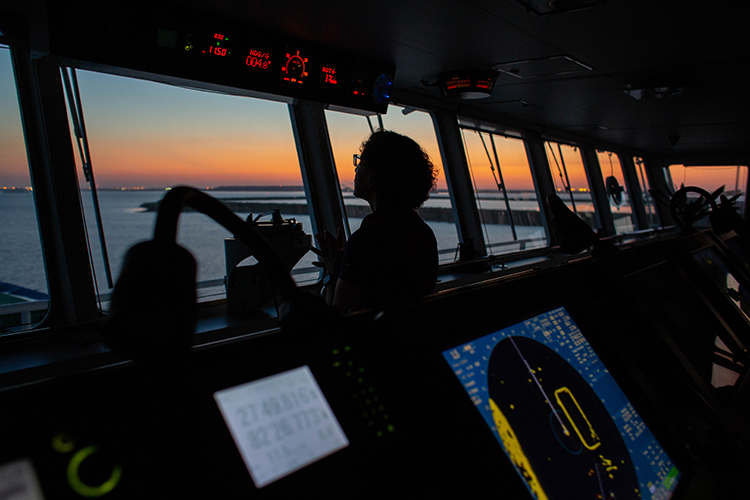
[554,387,601,451]
[489,398,548,500]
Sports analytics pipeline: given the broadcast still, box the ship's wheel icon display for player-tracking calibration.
[282,50,308,83]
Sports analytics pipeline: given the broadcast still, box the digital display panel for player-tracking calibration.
[442,307,681,500]
[151,24,391,112]
[214,366,349,488]
[47,2,394,113]
[0,459,45,500]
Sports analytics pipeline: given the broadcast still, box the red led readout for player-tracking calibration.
[322,67,338,85]
[201,32,230,57]
[445,77,471,90]
[246,49,271,69]
[476,77,493,90]
[209,46,228,56]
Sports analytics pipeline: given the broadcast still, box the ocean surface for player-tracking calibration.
[1,189,557,298]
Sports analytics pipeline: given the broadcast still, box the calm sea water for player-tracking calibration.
[1,190,551,296]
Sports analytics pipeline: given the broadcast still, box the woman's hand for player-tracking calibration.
[311,228,345,279]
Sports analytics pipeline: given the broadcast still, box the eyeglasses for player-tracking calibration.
[353,154,362,168]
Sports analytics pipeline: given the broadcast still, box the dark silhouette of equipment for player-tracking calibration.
[606,175,624,206]
[670,185,749,236]
[548,193,596,254]
[103,186,307,361]
[547,193,618,257]
[225,210,311,316]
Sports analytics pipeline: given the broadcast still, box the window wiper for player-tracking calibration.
[61,67,114,290]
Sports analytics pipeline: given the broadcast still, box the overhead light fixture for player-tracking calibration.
[437,70,496,99]
[494,56,593,80]
[623,84,690,100]
[511,0,606,17]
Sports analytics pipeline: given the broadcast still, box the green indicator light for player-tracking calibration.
[357,378,363,383]
[52,432,76,454]
[365,399,371,405]
[368,387,375,393]
[373,396,379,401]
[344,346,351,352]
[387,425,395,432]
[333,361,341,368]
[383,414,389,420]
[368,421,374,427]
[376,431,383,437]
[348,361,353,367]
[346,371,352,377]
[358,367,364,373]
[332,349,340,355]
[216,41,220,46]
[67,446,122,498]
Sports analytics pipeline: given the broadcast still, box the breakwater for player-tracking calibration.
[140,200,614,227]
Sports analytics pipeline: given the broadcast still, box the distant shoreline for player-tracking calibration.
[77,186,540,194]
[78,185,308,192]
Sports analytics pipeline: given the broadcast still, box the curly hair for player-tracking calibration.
[359,130,438,209]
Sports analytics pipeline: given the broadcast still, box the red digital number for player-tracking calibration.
[246,50,271,69]
[210,46,227,56]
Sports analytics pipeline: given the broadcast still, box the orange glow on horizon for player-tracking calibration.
[80,133,303,188]
[463,131,535,191]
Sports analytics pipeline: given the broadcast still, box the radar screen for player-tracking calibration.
[442,307,681,500]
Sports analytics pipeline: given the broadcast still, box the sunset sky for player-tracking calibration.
[1,46,745,196]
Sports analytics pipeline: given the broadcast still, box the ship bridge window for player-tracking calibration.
[596,150,635,235]
[667,164,748,222]
[325,106,460,263]
[634,157,660,229]
[460,128,548,255]
[63,69,315,309]
[545,141,599,230]
[0,45,51,334]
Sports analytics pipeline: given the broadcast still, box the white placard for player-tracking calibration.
[0,459,45,500]
[214,365,349,488]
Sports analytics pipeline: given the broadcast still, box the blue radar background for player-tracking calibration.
[487,336,639,499]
